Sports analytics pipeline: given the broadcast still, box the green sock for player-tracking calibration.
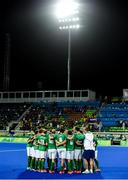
[74,160,77,170]
[71,160,73,171]
[33,159,35,169]
[76,160,79,171]
[50,162,54,171]
[78,160,82,171]
[67,162,70,171]
[40,159,45,170]
[70,161,72,171]
[35,159,38,170]
[30,158,35,169]
[60,164,64,171]
[49,159,52,170]
[38,160,41,170]
[28,156,31,168]
[37,160,40,170]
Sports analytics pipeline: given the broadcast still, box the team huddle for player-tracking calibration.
[27,126,100,174]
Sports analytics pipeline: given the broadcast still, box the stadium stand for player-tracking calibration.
[97,103,128,128]
[0,103,30,130]
[0,90,128,133]
[15,100,100,130]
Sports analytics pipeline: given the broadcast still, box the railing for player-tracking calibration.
[0,90,96,103]
[0,130,127,145]
[0,130,128,137]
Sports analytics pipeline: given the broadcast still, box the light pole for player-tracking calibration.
[68,28,71,91]
[55,0,80,90]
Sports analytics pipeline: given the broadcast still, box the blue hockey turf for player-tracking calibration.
[0,143,128,179]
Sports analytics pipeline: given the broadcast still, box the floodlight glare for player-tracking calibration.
[56,0,79,19]
[55,0,80,91]
[76,24,80,29]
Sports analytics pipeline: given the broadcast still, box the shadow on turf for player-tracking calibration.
[17,170,103,179]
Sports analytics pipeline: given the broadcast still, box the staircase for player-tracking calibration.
[10,105,32,130]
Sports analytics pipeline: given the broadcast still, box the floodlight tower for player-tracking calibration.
[56,0,80,90]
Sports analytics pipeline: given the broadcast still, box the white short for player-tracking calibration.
[27,147,31,156]
[31,147,35,158]
[57,148,66,159]
[35,149,40,159]
[66,151,74,160]
[48,149,57,159]
[74,149,82,160]
[39,151,47,159]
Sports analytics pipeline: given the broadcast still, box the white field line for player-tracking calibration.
[0,149,26,153]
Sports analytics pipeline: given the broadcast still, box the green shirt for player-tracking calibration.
[27,134,34,147]
[74,133,85,150]
[47,134,56,149]
[33,135,39,150]
[55,133,67,149]
[38,135,48,151]
[66,135,75,151]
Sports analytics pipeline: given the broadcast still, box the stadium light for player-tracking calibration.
[55,0,80,91]
[55,0,79,19]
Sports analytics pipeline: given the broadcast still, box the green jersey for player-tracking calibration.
[74,133,85,150]
[27,133,34,147]
[66,135,75,151]
[55,133,67,149]
[38,135,48,151]
[33,135,39,150]
[47,134,56,149]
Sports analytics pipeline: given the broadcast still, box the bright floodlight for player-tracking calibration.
[55,0,80,91]
[56,0,79,19]
[59,24,80,30]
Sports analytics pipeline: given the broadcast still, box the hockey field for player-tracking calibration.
[0,143,128,179]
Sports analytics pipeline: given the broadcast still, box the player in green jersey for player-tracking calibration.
[55,128,67,174]
[30,130,39,171]
[74,127,85,173]
[66,130,75,174]
[27,130,35,170]
[38,129,48,172]
[47,129,57,173]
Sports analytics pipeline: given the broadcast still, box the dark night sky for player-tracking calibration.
[0,0,128,97]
